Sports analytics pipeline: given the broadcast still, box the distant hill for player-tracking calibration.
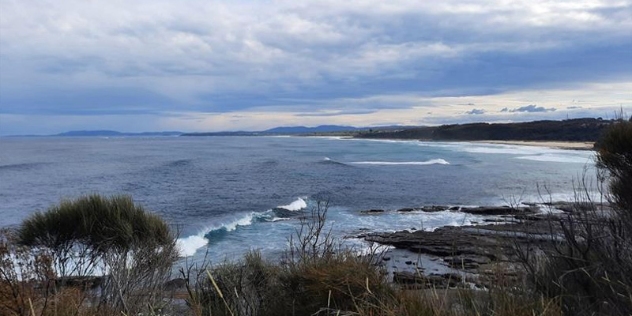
[40,119,612,141]
[263,125,360,134]
[54,130,182,137]
[179,131,263,136]
[355,118,613,143]
[181,125,365,136]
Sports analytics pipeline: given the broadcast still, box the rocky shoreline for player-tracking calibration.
[355,202,611,289]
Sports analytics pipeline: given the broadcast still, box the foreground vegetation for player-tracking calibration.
[1,118,631,315]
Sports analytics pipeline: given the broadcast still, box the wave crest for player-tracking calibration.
[515,155,590,163]
[350,159,449,166]
[277,197,307,211]
[176,198,308,257]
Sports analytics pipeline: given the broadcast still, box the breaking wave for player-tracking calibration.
[319,157,349,166]
[515,154,591,164]
[176,198,308,257]
[277,197,307,211]
[350,159,450,166]
[176,214,256,257]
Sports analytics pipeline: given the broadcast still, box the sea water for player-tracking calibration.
[0,136,596,264]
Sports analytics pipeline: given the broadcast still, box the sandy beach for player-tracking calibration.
[473,140,595,150]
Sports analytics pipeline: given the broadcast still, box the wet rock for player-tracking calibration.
[364,222,551,277]
[514,214,545,221]
[360,209,385,214]
[459,206,536,215]
[366,202,607,287]
[444,255,491,269]
[397,207,417,212]
[543,201,611,213]
[420,205,448,212]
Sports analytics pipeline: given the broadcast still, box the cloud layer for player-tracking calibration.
[1,0,631,134]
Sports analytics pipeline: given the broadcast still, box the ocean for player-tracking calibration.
[0,136,596,264]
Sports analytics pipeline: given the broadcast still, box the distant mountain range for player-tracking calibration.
[8,119,615,142]
[263,125,360,134]
[53,130,183,137]
[181,125,371,136]
[5,125,367,137]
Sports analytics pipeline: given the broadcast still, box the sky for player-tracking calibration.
[0,0,631,135]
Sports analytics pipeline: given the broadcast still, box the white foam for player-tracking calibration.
[515,154,591,164]
[6,250,110,279]
[269,217,291,222]
[418,142,566,155]
[459,146,547,155]
[350,159,450,166]
[356,138,418,144]
[176,212,258,257]
[176,235,209,257]
[224,212,256,231]
[311,136,346,140]
[278,198,307,211]
[345,237,395,257]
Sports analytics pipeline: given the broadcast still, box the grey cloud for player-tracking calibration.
[295,109,378,117]
[0,0,631,134]
[500,105,558,113]
[510,105,557,113]
[466,108,486,115]
[421,105,624,126]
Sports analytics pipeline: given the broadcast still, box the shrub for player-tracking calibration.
[596,118,632,213]
[518,119,632,315]
[184,251,284,316]
[185,202,392,316]
[13,194,178,315]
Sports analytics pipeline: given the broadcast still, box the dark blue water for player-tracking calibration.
[0,136,595,262]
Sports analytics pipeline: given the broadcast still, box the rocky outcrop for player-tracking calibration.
[357,202,611,288]
[458,206,536,215]
[363,205,539,216]
[363,225,514,264]
[360,212,573,288]
[420,206,449,212]
[360,209,385,214]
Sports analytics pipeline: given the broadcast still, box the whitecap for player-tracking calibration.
[268,217,291,222]
[350,159,450,166]
[176,235,209,257]
[224,212,256,231]
[176,212,259,257]
[515,154,591,164]
[278,197,307,211]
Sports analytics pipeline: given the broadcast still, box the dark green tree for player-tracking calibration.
[596,119,632,213]
[17,194,178,314]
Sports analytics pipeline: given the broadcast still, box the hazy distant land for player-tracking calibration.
[20,118,615,147]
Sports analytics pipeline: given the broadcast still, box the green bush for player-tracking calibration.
[596,118,632,213]
[519,119,632,315]
[18,194,172,253]
[14,194,178,315]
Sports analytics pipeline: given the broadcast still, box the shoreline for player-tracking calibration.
[471,140,595,150]
[344,136,596,150]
